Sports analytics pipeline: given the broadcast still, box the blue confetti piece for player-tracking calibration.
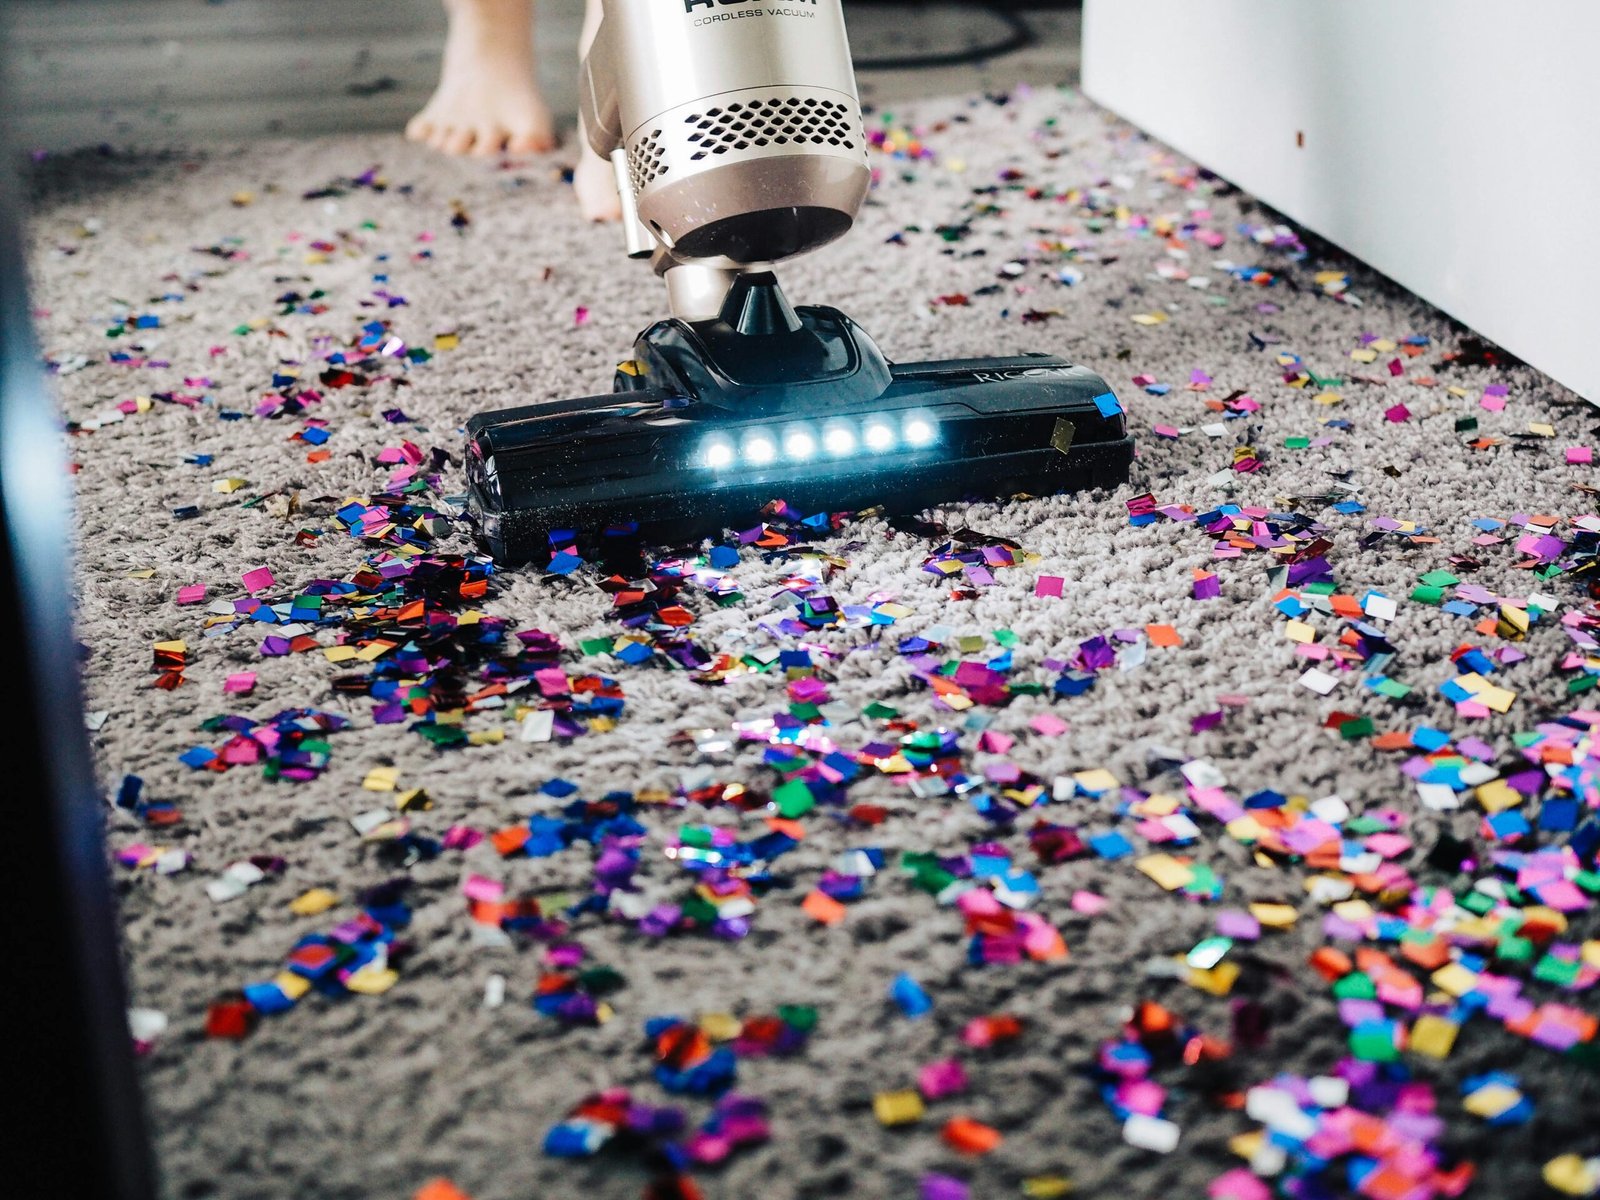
[1089,830,1134,860]
[1092,391,1123,417]
[890,972,933,1017]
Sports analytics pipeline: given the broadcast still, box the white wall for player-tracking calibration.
[1082,0,1600,402]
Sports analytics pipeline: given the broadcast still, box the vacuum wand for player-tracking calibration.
[463,0,1132,563]
[578,0,871,318]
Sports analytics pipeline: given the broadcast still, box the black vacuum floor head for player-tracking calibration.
[465,276,1131,564]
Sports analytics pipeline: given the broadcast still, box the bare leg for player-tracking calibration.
[407,0,556,158]
[573,0,623,221]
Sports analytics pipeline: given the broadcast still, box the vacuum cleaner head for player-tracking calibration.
[464,275,1131,564]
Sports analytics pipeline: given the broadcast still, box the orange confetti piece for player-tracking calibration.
[801,890,847,926]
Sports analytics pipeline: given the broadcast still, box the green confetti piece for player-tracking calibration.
[1418,569,1460,587]
[1495,936,1535,963]
[1284,436,1311,449]
[1533,955,1581,987]
[580,637,612,656]
[771,778,815,818]
[777,1004,819,1031]
[578,966,626,995]
[1339,716,1374,740]
[1348,1025,1399,1063]
[1410,585,1445,605]
[1332,972,1377,1001]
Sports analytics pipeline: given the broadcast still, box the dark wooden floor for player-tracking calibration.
[5,0,1081,150]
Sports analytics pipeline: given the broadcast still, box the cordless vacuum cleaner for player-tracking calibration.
[463,0,1133,564]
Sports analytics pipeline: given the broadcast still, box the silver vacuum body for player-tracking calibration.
[580,0,871,273]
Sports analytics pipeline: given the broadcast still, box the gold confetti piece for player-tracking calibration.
[1225,815,1266,843]
[1408,1014,1458,1059]
[1249,902,1298,929]
[1130,311,1170,326]
[1528,422,1556,437]
[1430,963,1478,997]
[1136,854,1195,891]
[1544,1155,1600,1196]
[1072,768,1120,793]
[1474,780,1521,812]
[152,639,186,654]
[127,568,157,579]
[322,646,359,663]
[1185,960,1240,995]
[1332,899,1375,923]
[1283,619,1317,644]
[272,972,313,1001]
[289,888,339,917]
[396,788,432,812]
[1462,1083,1521,1119]
[467,729,505,746]
[344,967,399,995]
[1021,1177,1073,1198]
[698,1012,743,1041]
[362,766,400,792]
[1228,1130,1264,1160]
[873,1090,925,1126]
[434,331,460,351]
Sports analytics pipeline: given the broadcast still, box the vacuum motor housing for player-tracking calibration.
[581,0,872,265]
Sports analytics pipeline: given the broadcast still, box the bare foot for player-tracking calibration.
[407,0,555,158]
[573,146,623,222]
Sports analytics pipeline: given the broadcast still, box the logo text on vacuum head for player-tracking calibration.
[684,0,815,10]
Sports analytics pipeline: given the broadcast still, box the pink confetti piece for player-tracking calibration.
[176,584,207,605]
[222,672,256,694]
[1029,712,1068,737]
[1070,890,1109,915]
[1035,575,1064,598]
[1567,447,1592,464]
[240,565,275,592]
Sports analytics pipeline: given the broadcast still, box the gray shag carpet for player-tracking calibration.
[24,85,1600,1200]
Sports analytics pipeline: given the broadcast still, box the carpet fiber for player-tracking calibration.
[25,86,1600,1200]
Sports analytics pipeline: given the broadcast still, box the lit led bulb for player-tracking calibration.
[783,428,817,460]
[702,438,734,469]
[823,426,857,456]
[904,415,937,446]
[743,434,777,465]
[863,422,895,451]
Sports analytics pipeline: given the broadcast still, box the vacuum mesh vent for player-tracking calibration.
[682,96,858,161]
[627,129,668,192]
